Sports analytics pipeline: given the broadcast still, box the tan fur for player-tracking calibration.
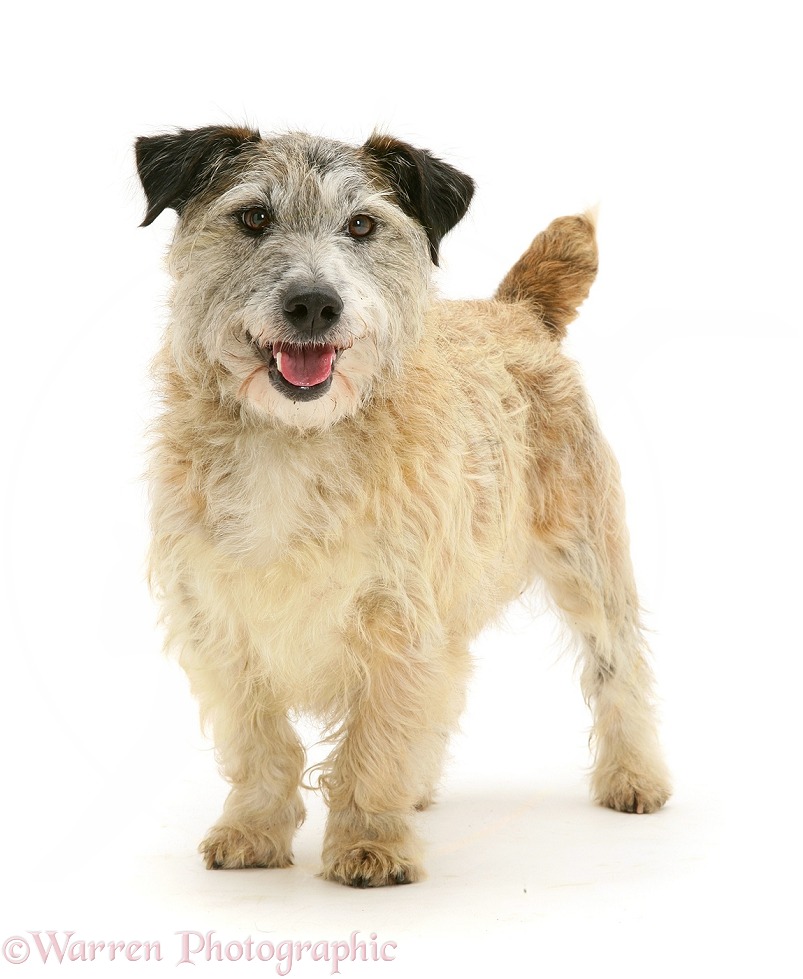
[140,129,670,887]
[496,212,599,338]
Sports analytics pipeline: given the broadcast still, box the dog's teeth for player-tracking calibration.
[276,351,284,376]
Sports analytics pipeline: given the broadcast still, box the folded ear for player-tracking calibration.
[363,134,475,265]
[135,125,261,226]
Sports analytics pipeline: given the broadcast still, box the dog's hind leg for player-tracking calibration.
[531,432,671,814]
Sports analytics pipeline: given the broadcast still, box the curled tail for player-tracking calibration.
[495,211,598,340]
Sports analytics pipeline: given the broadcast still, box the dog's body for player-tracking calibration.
[137,127,670,887]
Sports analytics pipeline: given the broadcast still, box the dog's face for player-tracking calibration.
[136,127,474,430]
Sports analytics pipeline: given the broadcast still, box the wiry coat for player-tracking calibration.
[137,127,670,887]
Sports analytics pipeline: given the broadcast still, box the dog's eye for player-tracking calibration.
[239,206,272,234]
[347,215,375,239]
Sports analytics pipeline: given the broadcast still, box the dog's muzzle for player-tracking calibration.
[247,288,347,402]
[240,283,341,401]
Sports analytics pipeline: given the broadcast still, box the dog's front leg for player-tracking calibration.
[319,610,449,887]
[180,649,306,870]
[200,705,306,870]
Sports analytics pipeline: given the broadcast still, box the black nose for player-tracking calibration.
[282,285,343,337]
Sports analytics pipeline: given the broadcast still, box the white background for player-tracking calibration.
[1,1,801,975]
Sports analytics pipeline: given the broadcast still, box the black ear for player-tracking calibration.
[363,134,475,265]
[135,125,261,226]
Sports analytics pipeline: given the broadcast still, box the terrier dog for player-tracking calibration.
[136,125,671,887]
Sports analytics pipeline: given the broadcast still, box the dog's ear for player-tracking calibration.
[363,134,475,265]
[135,125,261,227]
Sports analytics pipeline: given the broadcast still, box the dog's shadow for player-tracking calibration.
[424,785,618,883]
[288,779,674,895]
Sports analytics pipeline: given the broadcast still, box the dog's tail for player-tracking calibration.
[494,210,598,340]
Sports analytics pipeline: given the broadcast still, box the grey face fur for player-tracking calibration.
[136,128,475,431]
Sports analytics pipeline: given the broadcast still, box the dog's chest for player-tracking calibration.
[179,435,373,704]
[204,435,357,568]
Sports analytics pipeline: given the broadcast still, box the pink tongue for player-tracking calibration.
[273,343,336,387]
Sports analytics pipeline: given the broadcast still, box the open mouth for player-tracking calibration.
[248,336,340,402]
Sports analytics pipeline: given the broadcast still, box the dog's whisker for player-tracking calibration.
[237,365,265,400]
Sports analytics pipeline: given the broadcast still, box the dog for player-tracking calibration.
[135,125,671,887]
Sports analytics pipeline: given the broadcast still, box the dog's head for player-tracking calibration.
[136,126,474,430]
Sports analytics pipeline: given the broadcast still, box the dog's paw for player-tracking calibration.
[200,823,294,870]
[594,767,671,814]
[321,843,423,888]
